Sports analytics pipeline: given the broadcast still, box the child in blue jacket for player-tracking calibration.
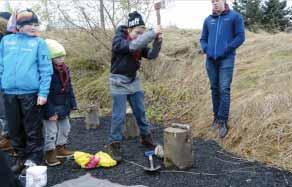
[0,12,13,153]
[43,39,77,167]
[0,9,53,175]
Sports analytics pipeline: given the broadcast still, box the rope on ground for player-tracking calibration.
[123,159,146,169]
[222,166,257,175]
[214,156,251,165]
[216,150,253,162]
[124,158,260,176]
[160,170,217,176]
[123,159,217,176]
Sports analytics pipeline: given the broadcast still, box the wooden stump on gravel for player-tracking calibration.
[85,105,100,130]
[123,110,139,139]
[163,123,193,170]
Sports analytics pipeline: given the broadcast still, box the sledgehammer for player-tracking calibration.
[144,150,161,173]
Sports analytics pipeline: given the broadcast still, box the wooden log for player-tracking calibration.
[123,110,140,139]
[163,123,193,170]
[85,105,100,130]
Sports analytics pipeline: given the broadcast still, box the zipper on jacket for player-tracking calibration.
[15,36,21,89]
[214,16,221,59]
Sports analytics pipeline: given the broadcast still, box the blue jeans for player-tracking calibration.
[206,56,234,121]
[109,91,150,143]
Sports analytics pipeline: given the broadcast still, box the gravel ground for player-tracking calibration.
[9,117,292,187]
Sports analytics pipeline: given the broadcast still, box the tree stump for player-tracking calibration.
[163,123,193,170]
[123,110,140,139]
[85,105,100,130]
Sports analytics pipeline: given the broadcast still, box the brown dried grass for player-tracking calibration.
[45,28,292,171]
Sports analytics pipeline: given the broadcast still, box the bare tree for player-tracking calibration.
[100,0,105,30]
[34,0,156,53]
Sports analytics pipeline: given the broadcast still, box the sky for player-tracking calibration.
[2,0,292,29]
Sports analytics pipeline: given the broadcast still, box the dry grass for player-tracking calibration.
[0,18,7,34]
[45,28,292,171]
[143,30,292,171]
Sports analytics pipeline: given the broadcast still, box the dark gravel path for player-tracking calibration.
[12,117,292,187]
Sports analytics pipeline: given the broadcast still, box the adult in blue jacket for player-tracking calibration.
[0,10,53,175]
[200,0,245,138]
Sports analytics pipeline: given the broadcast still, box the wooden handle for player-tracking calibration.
[156,10,161,25]
[155,2,161,25]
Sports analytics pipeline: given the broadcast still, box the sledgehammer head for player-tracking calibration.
[144,150,161,173]
[144,150,155,157]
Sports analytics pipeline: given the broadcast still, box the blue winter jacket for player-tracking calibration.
[200,7,245,60]
[0,33,53,98]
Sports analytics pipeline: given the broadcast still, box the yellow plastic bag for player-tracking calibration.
[95,151,117,167]
[74,151,92,168]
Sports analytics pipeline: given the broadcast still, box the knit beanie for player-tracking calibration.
[128,11,145,28]
[45,39,66,59]
[0,12,11,21]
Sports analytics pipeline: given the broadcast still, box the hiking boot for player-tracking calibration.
[45,149,61,166]
[0,136,13,151]
[11,159,25,174]
[141,134,156,148]
[105,142,122,162]
[218,120,229,139]
[56,145,74,159]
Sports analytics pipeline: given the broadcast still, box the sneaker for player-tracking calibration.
[56,145,74,159]
[218,120,229,139]
[141,134,156,148]
[45,149,61,166]
[105,142,122,162]
[11,159,25,174]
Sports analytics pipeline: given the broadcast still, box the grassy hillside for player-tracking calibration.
[45,29,292,171]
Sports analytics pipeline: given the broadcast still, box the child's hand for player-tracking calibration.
[49,114,58,121]
[37,96,47,105]
[155,25,162,42]
[155,25,162,35]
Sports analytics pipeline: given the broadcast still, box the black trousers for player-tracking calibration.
[0,150,22,187]
[4,93,43,164]
[0,92,6,119]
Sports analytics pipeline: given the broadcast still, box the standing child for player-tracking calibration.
[0,9,53,175]
[43,39,77,166]
[107,11,162,161]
